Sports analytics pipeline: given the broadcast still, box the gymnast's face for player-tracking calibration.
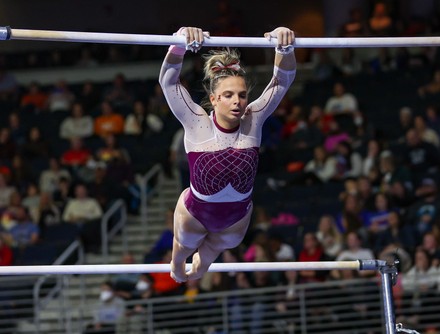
[210,76,248,129]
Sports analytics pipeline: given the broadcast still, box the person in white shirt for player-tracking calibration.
[62,184,103,224]
[333,231,375,278]
[325,82,358,116]
[59,102,94,139]
[39,157,71,194]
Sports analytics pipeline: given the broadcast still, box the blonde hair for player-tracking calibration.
[202,49,248,94]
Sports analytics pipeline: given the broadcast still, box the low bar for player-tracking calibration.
[0,261,362,276]
[1,26,440,48]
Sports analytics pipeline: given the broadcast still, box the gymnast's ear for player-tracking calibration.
[209,93,216,107]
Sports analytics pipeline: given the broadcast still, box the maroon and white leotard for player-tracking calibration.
[159,59,295,232]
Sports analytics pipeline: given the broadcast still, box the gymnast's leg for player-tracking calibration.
[171,188,208,282]
[186,203,253,280]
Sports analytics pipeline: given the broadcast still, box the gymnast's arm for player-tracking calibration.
[158,27,208,128]
[244,28,297,132]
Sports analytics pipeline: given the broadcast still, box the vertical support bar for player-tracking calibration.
[380,264,398,334]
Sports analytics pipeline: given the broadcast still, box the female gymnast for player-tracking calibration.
[159,26,297,282]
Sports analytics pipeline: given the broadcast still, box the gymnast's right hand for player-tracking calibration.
[175,27,209,53]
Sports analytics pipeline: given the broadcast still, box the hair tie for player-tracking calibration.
[212,61,241,72]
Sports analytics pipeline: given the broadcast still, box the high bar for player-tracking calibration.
[0,260,386,276]
[1,26,440,48]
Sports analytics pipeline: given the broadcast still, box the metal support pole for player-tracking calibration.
[380,262,398,334]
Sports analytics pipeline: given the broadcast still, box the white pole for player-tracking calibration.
[0,261,364,276]
[1,27,440,48]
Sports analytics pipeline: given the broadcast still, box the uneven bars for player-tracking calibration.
[1,26,440,48]
[0,260,386,276]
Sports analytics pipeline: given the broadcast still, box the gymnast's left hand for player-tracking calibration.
[264,27,295,47]
[179,27,210,53]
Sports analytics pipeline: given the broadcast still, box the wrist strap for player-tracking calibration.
[275,45,294,55]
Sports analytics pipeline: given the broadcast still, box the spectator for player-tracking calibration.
[85,163,116,209]
[39,157,71,194]
[52,176,72,212]
[0,236,13,266]
[22,182,41,223]
[368,48,396,74]
[95,134,130,164]
[8,112,27,146]
[20,126,51,161]
[323,120,351,154]
[76,47,99,68]
[337,49,362,77]
[47,80,75,112]
[363,192,394,234]
[84,281,125,334]
[0,127,16,161]
[335,193,365,234]
[60,137,92,168]
[297,232,329,283]
[311,50,336,82]
[401,248,437,326]
[169,128,190,190]
[418,69,440,98]
[414,115,440,148]
[103,73,133,107]
[77,80,101,112]
[333,141,363,181]
[243,230,274,263]
[149,249,183,296]
[308,104,335,136]
[368,2,395,36]
[112,253,141,300]
[94,101,125,137]
[402,129,440,187]
[303,145,338,184]
[324,82,359,118]
[0,174,16,211]
[356,176,376,211]
[405,178,440,243]
[268,232,295,262]
[266,145,337,190]
[379,150,413,196]
[334,231,375,278]
[147,83,170,119]
[144,209,174,263]
[62,184,103,224]
[316,214,343,259]
[362,139,382,177]
[59,102,94,140]
[289,108,324,151]
[124,99,164,136]
[340,7,368,37]
[20,81,48,112]
[425,105,440,137]
[37,192,61,238]
[421,232,440,267]
[9,154,34,194]
[391,106,414,143]
[3,206,39,248]
[375,211,416,255]
[281,105,302,139]
[1,191,24,232]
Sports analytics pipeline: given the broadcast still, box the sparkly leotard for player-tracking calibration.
[159,59,295,232]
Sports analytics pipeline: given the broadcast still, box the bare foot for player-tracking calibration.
[186,252,208,280]
[170,261,187,283]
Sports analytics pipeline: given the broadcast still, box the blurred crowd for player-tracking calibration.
[1,1,440,333]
